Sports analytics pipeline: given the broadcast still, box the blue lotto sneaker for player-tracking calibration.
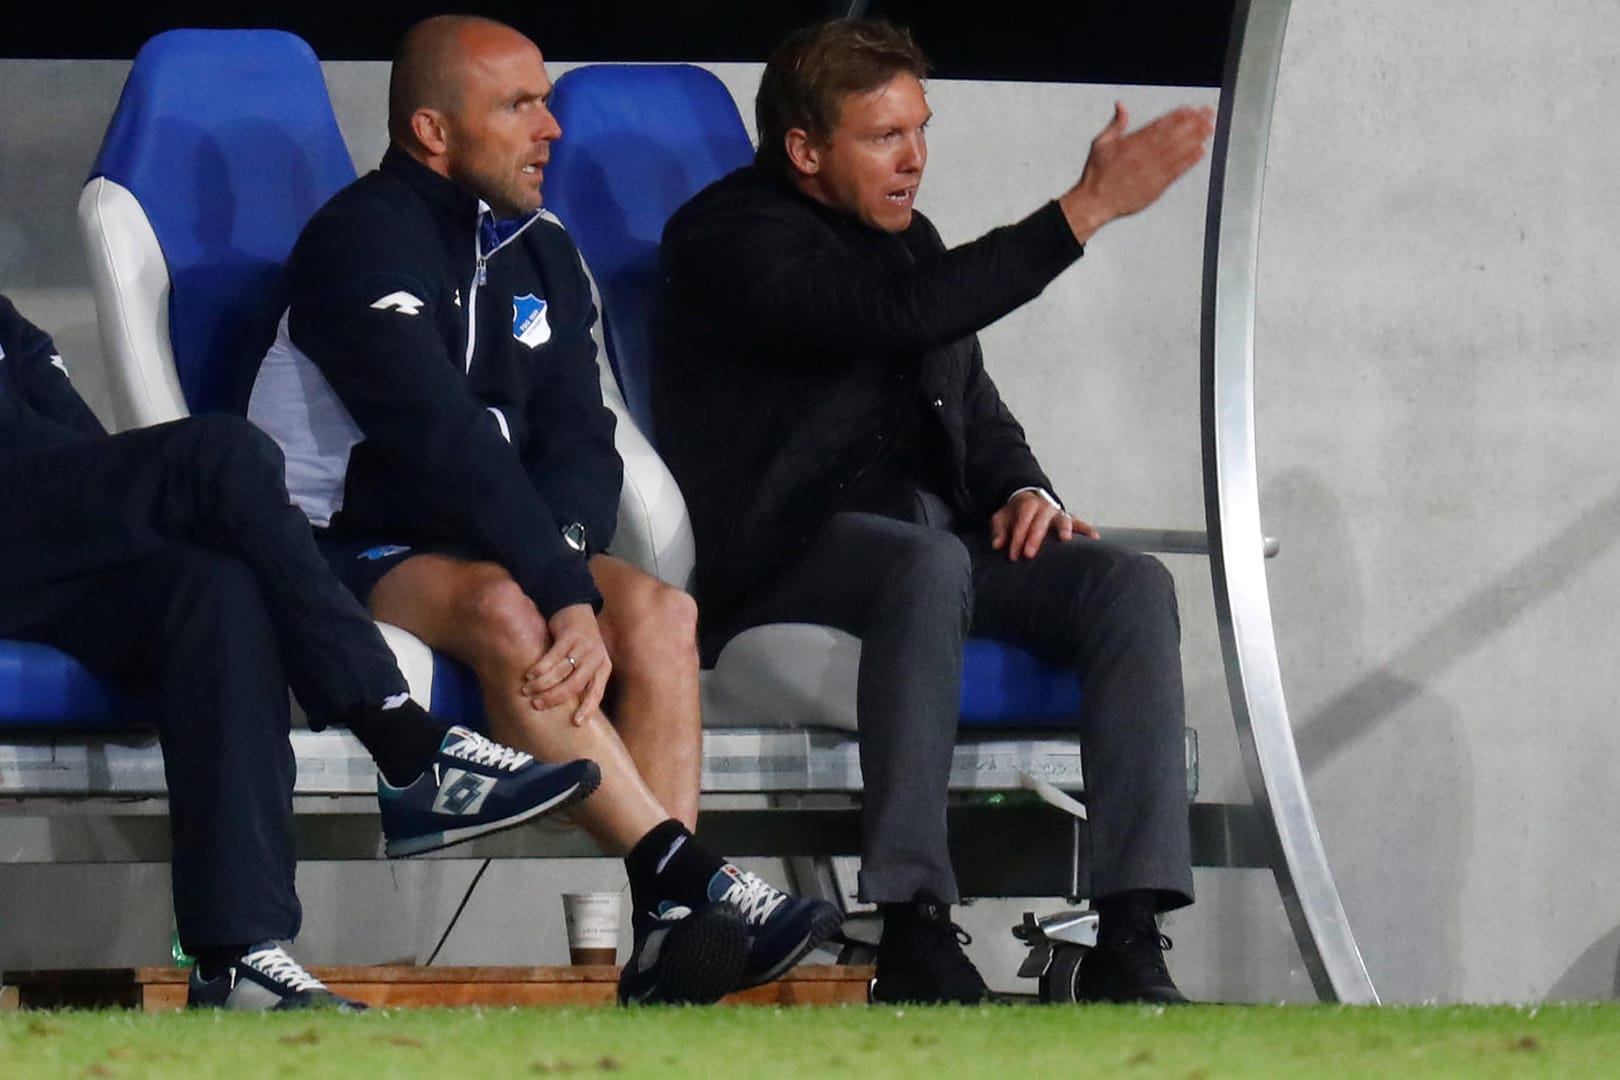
[186,943,364,1011]
[617,902,751,1006]
[379,725,600,857]
[708,865,843,989]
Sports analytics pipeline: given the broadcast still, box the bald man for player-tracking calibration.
[248,16,839,1005]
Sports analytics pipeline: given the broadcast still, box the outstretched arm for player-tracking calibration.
[664,103,1214,360]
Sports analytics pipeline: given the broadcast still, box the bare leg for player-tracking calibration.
[590,554,702,829]
[370,554,665,854]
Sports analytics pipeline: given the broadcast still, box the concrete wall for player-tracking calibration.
[4,0,1620,1003]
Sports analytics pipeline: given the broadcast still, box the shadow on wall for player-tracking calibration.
[1546,920,1620,1001]
[1267,468,1470,1002]
[1292,478,1620,771]
[1278,472,1620,1000]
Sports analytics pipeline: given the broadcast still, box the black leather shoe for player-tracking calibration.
[870,891,991,1005]
[1074,926,1189,1004]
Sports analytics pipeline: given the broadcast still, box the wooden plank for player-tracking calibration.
[9,965,875,1011]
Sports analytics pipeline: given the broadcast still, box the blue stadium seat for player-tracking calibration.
[83,29,358,422]
[547,63,756,435]
[545,63,1082,731]
[0,641,153,730]
[74,29,485,729]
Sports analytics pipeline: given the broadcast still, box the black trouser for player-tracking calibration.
[0,416,406,950]
[714,493,1194,909]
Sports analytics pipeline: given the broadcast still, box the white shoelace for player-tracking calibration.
[446,728,534,772]
[243,945,326,993]
[719,870,788,925]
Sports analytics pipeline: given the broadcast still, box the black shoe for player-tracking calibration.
[616,901,751,1006]
[1075,926,1189,1004]
[870,892,990,1005]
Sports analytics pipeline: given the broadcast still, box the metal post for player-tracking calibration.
[1202,0,1380,1003]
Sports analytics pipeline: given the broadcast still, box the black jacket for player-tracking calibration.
[653,165,1084,625]
[0,294,106,453]
[254,147,620,616]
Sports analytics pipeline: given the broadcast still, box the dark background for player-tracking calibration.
[1,1,1234,86]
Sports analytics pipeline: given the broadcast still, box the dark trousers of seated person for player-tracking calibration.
[0,415,407,952]
[711,491,1194,910]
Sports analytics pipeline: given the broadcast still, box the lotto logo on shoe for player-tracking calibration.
[433,769,495,816]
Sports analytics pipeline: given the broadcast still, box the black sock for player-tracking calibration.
[343,697,449,787]
[880,890,949,940]
[624,818,728,925]
[194,945,251,981]
[1096,890,1160,942]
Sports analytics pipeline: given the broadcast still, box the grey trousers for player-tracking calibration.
[716,496,1194,910]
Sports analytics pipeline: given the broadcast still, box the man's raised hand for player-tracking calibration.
[1059,102,1216,245]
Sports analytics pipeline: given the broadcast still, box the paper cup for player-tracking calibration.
[561,892,622,965]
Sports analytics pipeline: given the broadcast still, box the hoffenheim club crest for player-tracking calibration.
[512,293,551,349]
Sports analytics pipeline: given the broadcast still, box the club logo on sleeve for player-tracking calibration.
[512,293,551,349]
[370,290,425,316]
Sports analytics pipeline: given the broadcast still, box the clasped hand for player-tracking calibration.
[521,602,611,725]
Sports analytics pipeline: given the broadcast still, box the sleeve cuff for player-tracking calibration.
[1011,201,1086,277]
[526,557,604,618]
[1007,485,1064,512]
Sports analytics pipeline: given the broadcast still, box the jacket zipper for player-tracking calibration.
[463,208,543,374]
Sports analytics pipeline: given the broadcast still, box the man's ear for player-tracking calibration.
[784,128,820,176]
[410,108,450,157]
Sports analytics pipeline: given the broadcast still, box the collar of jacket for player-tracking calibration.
[745,160,923,245]
[380,145,540,255]
[380,144,482,228]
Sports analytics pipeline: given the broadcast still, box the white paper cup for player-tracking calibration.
[561,892,622,965]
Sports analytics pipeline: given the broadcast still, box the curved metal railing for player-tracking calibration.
[1202,0,1380,1004]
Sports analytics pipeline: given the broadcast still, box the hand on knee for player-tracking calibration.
[521,603,612,724]
[518,677,602,728]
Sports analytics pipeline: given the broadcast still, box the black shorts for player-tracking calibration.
[313,532,483,604]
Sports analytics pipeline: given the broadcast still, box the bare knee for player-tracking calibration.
[459,576,548,673]
[609,579,699,678]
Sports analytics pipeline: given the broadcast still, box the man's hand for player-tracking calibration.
[1059,102,1216,245]
[523,603,611,725]
[990,490,1100,561]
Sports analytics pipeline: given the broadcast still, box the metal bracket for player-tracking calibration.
[1012,908,1099,980]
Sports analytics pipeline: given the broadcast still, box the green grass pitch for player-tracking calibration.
[5,1004,1620,1078]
